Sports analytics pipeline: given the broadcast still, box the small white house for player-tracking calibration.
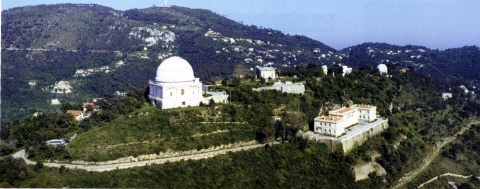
[51,99,61,105]
[271,116,281,122]
[442,93,452,100]
[256,67,276,79]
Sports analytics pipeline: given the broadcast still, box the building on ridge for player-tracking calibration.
[256,67,276,79]
[252,80,305,94]
[149,56,228,109]
[314,104,377,137]
[377,64,388,75]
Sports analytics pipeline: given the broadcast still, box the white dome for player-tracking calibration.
[155,56,195,82]
[377,64,388,74]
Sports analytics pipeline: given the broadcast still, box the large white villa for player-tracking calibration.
[149,56,228,109]
[314,104,377,137]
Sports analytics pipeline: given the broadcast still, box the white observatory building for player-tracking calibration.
[377,64,388,75]
[149,56,228,109]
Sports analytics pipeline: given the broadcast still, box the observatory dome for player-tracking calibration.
[155,56,195,82]
[377,64,388,74]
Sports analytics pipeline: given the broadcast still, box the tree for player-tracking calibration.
[263,121,276,141]
[33,160,43,172]
[222,78,229,86]
[285,112,305,139]
[59,165,69,173]
[0,144,14,156]
[232,78,241,87]
[233,64,247,78]
[341,93,351,107]
[209,99,215,106]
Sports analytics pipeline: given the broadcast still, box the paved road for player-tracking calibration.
[391,119,479,189]
[12,142,279,172]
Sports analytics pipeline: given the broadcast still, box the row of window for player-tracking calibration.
[317,122,332,127]
[315,128,335,134]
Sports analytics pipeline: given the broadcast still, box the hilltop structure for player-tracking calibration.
[252,80,305,94]
[149,56,228,109]
[255,67,276,79]
[314,104,377,137]
[377,64,388,75]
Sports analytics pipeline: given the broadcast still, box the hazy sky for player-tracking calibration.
[2,0,480,50]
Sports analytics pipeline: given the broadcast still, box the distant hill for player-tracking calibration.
[340,43,480,90]
[1,4,338,122]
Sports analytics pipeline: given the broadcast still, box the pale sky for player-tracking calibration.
[2,0,480,50]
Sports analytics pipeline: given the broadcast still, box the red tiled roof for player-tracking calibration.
[66,110,82,117]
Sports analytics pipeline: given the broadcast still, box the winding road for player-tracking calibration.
[12,142,279,172]
[391,119,479,189]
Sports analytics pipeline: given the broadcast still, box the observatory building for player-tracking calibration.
[377,64,388,75]
[149,56,228,109]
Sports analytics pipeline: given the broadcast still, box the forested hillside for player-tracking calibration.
[1,4,339,122]
[1,64,479,188]
[341,43,480,90]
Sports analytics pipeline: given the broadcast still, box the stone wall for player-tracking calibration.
[302,119,388,153]
[340,120,388,153]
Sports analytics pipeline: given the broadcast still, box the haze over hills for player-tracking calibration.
[2,3,480,122]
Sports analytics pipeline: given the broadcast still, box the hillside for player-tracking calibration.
[340,43,480,91]
[1,63,480,188]
[1,4,339,122]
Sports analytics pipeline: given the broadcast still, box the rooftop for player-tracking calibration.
[352,104,375,109]
[316,116,342,122]
[336,108,354,114]
[83,103,95,107]
[257,67,275,71]
[66,110,83,117]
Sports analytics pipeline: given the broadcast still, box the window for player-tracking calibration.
[182,102,186,106]
[181,89,185,95]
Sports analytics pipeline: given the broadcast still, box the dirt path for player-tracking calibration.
[12,142,279,172]
[391,119,479,189]
[417,173,480,188]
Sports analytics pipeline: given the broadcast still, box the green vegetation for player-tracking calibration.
[2,5,480,187]
[403,124,480,188]
[4,140,387,188]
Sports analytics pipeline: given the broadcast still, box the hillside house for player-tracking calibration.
[83,103,99,117]
[28,80,37,86]
[256,67,276,79]
[66,110,84,121]
[442,93,452,100]
[51,99,61,105]
[271,116,281,122]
